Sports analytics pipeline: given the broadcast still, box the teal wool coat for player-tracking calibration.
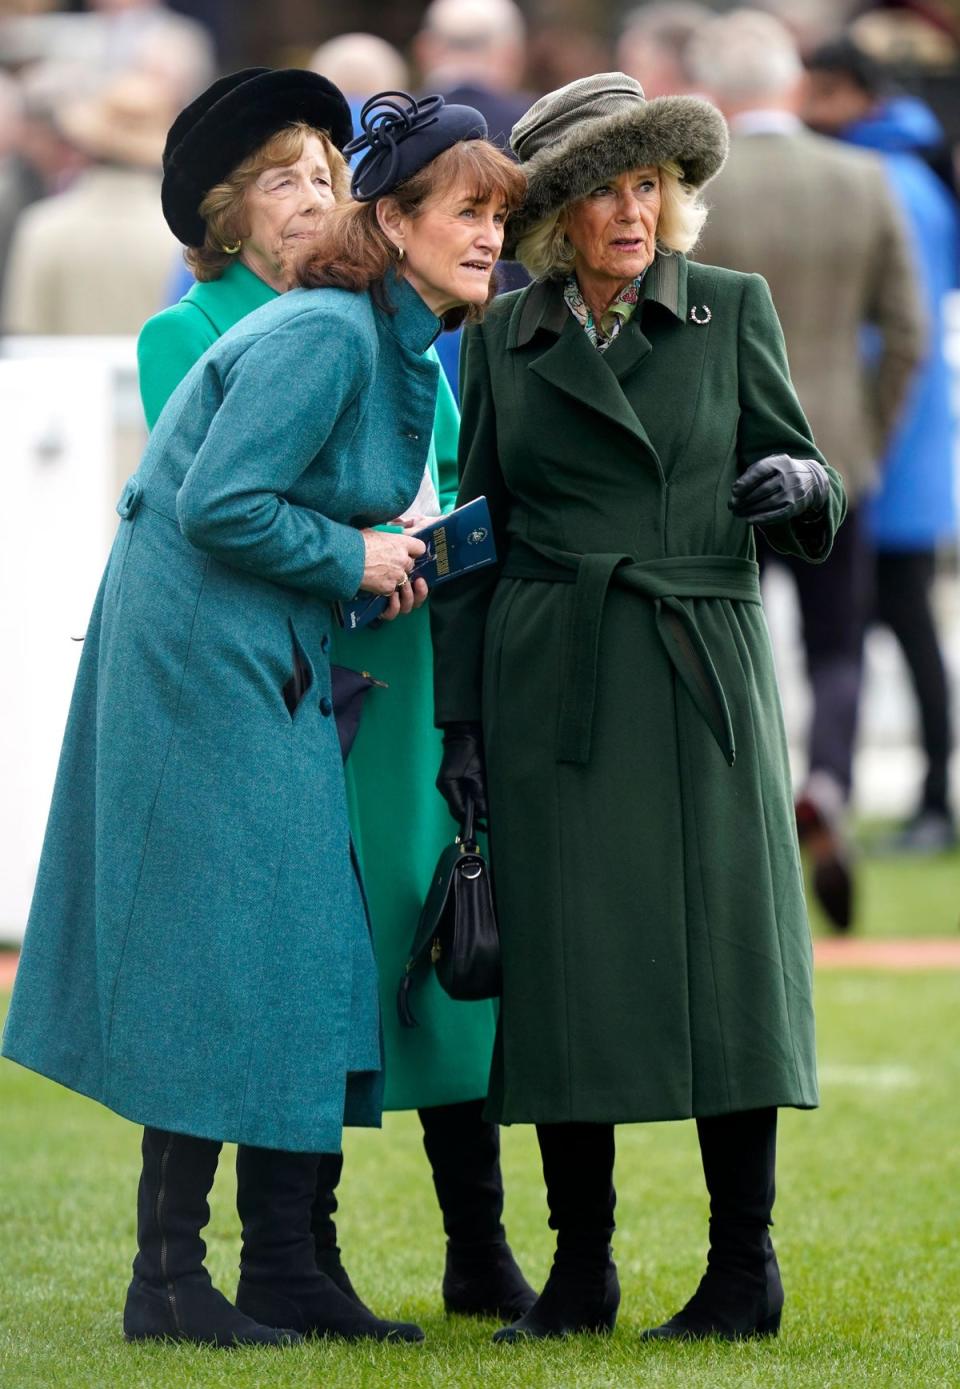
[137,260,498,1112]
[2,276,441,1151]
[430,255,846,1126]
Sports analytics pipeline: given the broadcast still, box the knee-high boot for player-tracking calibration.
[234,1145,423,1341]
[307,1150,370,1306]
[494,1121,619,1343]
[123,1126,296,1347]
[419,1098,536,1320]
[642,1106,783,1341]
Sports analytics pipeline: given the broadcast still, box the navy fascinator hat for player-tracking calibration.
[347,90,487,201]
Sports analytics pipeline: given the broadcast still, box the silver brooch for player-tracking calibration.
[690,305,712,325]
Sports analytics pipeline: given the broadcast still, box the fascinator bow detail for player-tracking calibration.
[346,91,444,200]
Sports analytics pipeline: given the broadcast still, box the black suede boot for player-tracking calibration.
[308,1150,369,1308]
[235,1144,424,1342]
[494,1122,619,1342]
[642,1107,783,1341]
[123,1126,297,1348]
[419,1098,536,1321]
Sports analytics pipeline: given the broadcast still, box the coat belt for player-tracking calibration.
[501,539,762,767]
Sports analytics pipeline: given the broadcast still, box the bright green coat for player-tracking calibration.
[138,260,497,1110]
[431,255,846,1126]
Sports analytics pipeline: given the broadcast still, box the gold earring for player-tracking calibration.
[396,244,405,261]
[221,240,241,255]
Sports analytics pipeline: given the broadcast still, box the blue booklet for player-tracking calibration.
[335,496,497,631]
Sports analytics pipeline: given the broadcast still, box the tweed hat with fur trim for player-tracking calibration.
[504,72,728,256]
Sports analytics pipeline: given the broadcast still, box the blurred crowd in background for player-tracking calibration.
[1,0,958,931]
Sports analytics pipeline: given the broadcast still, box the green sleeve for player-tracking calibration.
[137,303,217,430]
[431,351,461,513]
[736,273,846,562]
[430,322,511,725]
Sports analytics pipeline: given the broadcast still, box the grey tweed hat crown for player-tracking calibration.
[505,71,728,255]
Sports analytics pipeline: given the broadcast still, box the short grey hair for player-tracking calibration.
[515,161,708,280]
[686,9,803,105]
[309,33,408,94]
[617,2,713,79]
[422,0,526,47]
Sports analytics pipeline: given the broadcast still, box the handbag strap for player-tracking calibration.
[397,800,481,1027]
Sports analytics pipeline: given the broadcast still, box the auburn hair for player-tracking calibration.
[294,139,527,330]
[185,122,350,282]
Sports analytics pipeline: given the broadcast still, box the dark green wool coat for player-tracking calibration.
[430,253,845,1126]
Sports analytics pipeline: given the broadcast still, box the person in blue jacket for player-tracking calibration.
[804,38,959,851]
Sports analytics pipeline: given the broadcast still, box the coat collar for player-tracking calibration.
[508,251,689,350]
[505,253,691,474]
[378,270,442,354]
[183,260,277,336]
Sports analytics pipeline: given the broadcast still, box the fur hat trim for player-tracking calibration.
[505,95,728,255]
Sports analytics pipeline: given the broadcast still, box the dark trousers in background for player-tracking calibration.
[760,505,872,800]
[874,549,953,816]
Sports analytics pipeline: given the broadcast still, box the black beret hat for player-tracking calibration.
[161,67,353,247]
[347,90,487,202]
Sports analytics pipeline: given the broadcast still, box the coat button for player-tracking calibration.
[319,696,333,717]
[320,634,330,654]
[115,475,143,520]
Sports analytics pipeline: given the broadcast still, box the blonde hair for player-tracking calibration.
[515,161,708,279]
[185,122,350,282]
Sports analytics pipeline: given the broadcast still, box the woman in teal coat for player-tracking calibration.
[2,77,525,1347]
[137,72,533,1323]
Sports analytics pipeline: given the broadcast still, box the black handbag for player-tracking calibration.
[397,796,501,1027]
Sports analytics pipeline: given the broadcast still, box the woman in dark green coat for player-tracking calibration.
[431,74,846,1345]
[138,70,532,1324]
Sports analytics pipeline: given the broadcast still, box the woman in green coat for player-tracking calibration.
[138,72,532,1322]
[432,74,846,1345]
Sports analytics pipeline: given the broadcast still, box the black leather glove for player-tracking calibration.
[437,721,487,823]
[729,453,830,527]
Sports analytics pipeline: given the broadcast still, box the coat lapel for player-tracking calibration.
[529,314,662,465]
[514,255,691,474]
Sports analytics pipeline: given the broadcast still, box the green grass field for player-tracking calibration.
[2,963,959,1389]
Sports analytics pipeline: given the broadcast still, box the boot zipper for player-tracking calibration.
[156,1135,182,1334]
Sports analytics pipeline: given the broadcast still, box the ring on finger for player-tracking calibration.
[396,573,408,588]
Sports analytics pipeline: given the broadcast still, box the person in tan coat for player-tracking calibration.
[690,9,926,930]
[1,72,177,335]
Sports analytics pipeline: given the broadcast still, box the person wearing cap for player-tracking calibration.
[431,73,846,1343]
[139,68,534,1327]
[1,82,523,1349]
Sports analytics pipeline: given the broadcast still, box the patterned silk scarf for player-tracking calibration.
[562,271,647,352]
